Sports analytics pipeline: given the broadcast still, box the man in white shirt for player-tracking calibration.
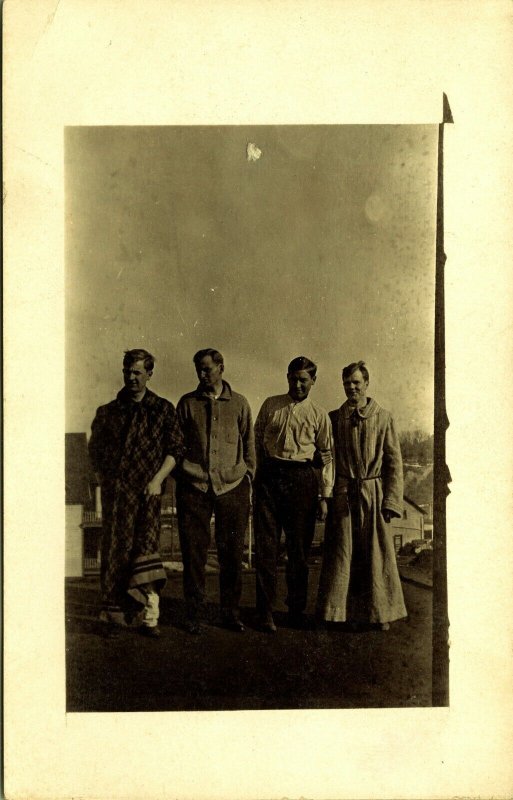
[254,356,334,632]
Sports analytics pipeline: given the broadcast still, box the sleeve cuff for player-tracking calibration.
[382,500,402,517]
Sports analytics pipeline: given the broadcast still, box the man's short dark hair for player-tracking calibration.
[342,360,369,382]
[123,349,155,372]
[193,348,224,367]
[287,356,317,377]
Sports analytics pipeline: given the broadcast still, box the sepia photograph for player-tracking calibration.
[65,124,440,712]
[5,2,513,797]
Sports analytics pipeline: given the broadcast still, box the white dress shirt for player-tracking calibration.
[254,393,334,497]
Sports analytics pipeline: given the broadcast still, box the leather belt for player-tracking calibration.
[266,457,313,469]
[340,474,381,481]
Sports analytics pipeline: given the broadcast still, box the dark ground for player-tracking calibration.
[66,561,432,712]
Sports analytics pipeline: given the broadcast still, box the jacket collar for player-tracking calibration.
[116,387,158,407]
[341,397,378,420]
[195,380,233,401]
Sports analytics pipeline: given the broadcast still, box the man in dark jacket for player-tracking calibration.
[89,349,184,638]
[176,349,256,634]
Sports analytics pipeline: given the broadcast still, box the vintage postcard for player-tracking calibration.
[4,1,513,798]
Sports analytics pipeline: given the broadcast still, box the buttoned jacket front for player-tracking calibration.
[176,381,256,495]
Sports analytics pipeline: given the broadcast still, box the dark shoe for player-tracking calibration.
[185,620,205,635]
[259,613,277,634]
[222,617,246,633]
[287,612,309,630]
[139,625,161,638]
[101,622,124,639]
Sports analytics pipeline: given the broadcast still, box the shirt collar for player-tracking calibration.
[286,393,312,407]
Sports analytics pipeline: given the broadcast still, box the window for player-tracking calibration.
[84,529,100,559]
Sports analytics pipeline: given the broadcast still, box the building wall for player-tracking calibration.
[390,506,425,551]
[65,504,84,577]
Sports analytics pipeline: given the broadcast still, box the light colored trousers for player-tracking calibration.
[141,586,159,628]
[100,583,159,627]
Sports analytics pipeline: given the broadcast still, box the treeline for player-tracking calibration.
[399,430,433,464]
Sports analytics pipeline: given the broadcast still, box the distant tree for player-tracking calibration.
[419,434,434,463]
[404,465,433,506]
[399,430,433,465]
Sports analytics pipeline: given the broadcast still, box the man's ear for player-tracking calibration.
[312,374,317,383]
[220,363,224,374]
[147,371,153,379]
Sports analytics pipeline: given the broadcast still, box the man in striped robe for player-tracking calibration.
[89,349,184,637]
[316,360,407,630]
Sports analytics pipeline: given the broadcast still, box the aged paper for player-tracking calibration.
[4,1,513,798]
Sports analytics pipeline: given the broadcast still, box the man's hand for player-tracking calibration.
[313,450,332,468]
[145,479,162,497]
[145,456,177,497]
[317,498,328,522]
[382,508,394,523]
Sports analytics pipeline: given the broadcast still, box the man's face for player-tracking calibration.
[123,359,152,395]
[196,355,224,390]
[287,369,316,402]
[343,369,369,406]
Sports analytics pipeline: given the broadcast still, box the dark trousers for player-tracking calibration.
[176,478,251,620]
[254,460,318,616]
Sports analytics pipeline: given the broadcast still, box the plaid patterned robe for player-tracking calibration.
[89,387,184,615]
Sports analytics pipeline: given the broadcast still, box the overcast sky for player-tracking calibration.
[66,125,438,435]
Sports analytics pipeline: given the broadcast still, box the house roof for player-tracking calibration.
[404,496,428,515]
[65,432,94,505]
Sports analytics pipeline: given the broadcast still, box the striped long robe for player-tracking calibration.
[316,398,407,624]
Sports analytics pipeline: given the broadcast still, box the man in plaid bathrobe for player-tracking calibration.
[89,349,184,637]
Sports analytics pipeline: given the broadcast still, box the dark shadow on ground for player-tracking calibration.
[66,566,432,712]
